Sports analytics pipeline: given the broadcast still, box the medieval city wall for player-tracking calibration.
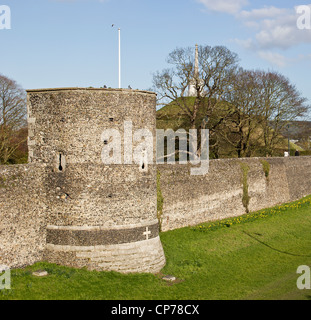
[1,155,311,269]
[158,156,311,231]
[1,87,311,272]
[0,163,47,268]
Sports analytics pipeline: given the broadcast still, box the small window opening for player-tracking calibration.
[57,153,66,172]
[109,118,114,122]
[104,140,108,145]
[139,149,148,172]
[59,154,63,171]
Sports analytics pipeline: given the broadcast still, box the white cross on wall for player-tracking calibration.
[143,227,151,240]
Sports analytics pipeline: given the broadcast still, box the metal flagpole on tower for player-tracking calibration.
[112,24,121,89]
[118,28,121,89]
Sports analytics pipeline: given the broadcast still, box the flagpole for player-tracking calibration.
[118,28,121,89]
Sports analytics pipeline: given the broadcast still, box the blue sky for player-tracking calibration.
[1,0,311,107]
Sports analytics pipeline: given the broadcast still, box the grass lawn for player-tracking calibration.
[1,196,311,300]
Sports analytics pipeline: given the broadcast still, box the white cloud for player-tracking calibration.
[198,3,311,67]
[236,5,311,50]
[53,0,109,2]
[257,51,289,67]
[298,53,311,61]
[197,0,249,15]
[199,2,311,50]
[238,6,288,21]
[233,38,254,50]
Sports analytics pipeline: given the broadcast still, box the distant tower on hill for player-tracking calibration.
[188,44,204,97]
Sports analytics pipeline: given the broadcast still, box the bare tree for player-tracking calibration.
[153,44,239,157]
[221,69,309,157]
[153,46,309,159]
[221,69,263,158]
[0,74,27,164]
[258,71,309,156]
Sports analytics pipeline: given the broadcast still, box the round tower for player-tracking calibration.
[26,88,166,273]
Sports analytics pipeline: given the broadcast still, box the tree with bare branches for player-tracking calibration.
[221,69,263,158]
[216,69,309,158]
[0,74,27,164]
[258,71,309,156]
[153,44,239,157]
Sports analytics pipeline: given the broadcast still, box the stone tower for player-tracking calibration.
[26,87,166,273]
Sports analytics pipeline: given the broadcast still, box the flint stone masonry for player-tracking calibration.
[158,156,311,231]
[26,88,157,164]
[45,164,157,227]
[0,164,47,268]
[0,88,165,273]
[1,87,311,272]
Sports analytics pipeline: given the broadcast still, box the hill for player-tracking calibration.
[156,98,305,158]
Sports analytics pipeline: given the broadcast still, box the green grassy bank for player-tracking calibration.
[1,196,311,300]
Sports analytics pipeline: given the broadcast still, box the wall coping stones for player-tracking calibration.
[26,87,156,96]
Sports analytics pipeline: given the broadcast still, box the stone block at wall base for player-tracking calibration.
[44,237,166,274]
